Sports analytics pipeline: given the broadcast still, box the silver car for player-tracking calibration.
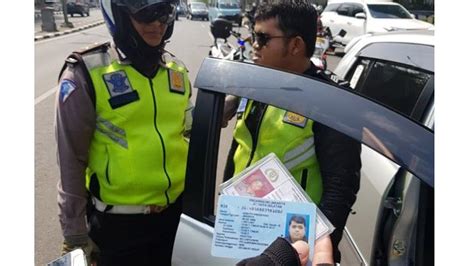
[171,30,434,265]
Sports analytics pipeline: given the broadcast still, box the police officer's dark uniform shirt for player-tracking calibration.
[224,63,361,262]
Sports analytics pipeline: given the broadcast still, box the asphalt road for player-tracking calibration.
[34,18,342,265]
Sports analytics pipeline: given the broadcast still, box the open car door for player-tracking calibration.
[172,58,433,266]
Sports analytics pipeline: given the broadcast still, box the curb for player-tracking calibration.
[34,21,105,42]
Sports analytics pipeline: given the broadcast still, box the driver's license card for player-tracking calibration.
[211,195,316,261]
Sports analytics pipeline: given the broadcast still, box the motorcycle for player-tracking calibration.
[209,18,253,62]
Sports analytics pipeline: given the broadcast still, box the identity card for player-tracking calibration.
[211,195,316,262]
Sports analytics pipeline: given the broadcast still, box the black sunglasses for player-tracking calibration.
[251,31,294,47]
[129,4,176,24]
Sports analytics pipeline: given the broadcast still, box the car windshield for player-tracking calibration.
[191,2,206,9]
[367,4,412,19]
[219,1,240,9]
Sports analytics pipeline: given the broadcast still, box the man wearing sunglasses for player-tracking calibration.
[223,0,361,264]
[55,0,193,265]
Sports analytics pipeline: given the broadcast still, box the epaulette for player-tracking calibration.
[74,41,111,56]
[162,50,189,72]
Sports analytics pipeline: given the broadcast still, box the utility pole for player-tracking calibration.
[61,0,74,28]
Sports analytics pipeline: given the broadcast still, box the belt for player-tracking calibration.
[92,197,168,215]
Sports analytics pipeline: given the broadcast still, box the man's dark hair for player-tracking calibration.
[255,0,317,57]
[289,215,306,226]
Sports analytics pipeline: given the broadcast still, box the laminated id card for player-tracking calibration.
[212,195,316,263]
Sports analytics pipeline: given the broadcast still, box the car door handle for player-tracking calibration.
[330,19,334,23]
[347,22,352,25]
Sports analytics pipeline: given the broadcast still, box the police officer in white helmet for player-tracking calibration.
[55,0,193,265]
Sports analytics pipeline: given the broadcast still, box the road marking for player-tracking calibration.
[35,86,57,106]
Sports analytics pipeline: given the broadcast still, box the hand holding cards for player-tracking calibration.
[213,153,335,263]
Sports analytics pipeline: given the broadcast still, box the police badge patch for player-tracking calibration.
[103,71,133,97]
[168,69,185,94]
[282,111,307,128]
[59,79,77,103]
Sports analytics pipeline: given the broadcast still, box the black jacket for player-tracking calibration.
[224,63,361,262]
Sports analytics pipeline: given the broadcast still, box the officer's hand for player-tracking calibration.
[62,234,99,266]
[222,95,239,128]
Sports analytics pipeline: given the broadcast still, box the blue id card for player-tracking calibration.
[211,195,316,262]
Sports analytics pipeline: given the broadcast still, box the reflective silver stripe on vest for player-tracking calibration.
[283,137,314,162]
[284,146,315,170]
[97,116,126,137]
[96,116,128,148]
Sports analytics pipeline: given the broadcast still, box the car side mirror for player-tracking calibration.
[355,12,366,19]
[410,13,416,18]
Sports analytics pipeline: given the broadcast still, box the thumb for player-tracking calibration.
[292,240,309,266]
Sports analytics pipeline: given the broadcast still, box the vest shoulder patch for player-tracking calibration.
[283,111,307,128]
[168,69,185,94]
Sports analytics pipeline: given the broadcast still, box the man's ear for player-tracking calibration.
[290,36,307,56]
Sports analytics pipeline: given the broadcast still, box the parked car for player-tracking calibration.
[320,0,433,46]
[66,2,90,17]
[187,1,209,21]
[177,2,188,17]
[171,33,434,265]
[333,29,434,265]
[208,0,242,26]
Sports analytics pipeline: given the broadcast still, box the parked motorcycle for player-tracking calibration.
[209,18,252,62]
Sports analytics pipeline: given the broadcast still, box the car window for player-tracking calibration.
[347,58,432,117]
[323,3,340,12]
[336,4,352,17]
[367,4,412,19]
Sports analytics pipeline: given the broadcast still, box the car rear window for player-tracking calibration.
[367,4,412,19]
[192,2,207,8]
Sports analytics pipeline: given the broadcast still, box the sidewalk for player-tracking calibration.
[35,8,105,41]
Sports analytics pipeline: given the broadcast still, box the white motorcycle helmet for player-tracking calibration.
[100,0,178,60]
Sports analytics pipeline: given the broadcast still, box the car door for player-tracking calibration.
[172,58,433,266]
[334,42,434,265]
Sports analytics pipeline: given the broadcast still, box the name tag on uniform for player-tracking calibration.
[168,69,185,94]
[282,111,307,128]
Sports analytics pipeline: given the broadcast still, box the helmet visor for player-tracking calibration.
[129,3,176,24]
[115,0,177,14]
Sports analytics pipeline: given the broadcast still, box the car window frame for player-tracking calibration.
[183,58,434,226]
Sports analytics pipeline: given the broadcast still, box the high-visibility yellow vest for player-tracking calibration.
[82,49,190,206]
[233,100,323,203]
